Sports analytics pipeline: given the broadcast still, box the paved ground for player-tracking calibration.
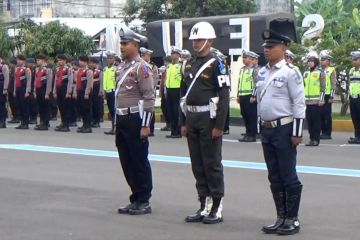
[0,120,360,240]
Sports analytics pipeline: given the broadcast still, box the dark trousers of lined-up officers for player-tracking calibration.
[0,64,9,128]
[75,67,93,133]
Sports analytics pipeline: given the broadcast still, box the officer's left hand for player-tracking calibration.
[140,127,150,139]
[3,90,7,95]
[250,96,257,103]
[45,95,49,100]
[291,136,302,146]
[328,98,334,104]
[318,100,325,106]
[84,95,89,100]
[211,128,224,139]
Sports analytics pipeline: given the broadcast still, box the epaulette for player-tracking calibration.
[286,63,295,69]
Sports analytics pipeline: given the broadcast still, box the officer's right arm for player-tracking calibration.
[2,65,9,93]
[25,68,32,96]
[288,68,306,137]
[66,69,74,96]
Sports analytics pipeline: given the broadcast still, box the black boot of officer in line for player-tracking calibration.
[262,184,302,235]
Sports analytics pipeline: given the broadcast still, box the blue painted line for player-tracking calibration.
[0,144,360,178]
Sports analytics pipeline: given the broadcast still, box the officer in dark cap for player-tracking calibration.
[69,60,80,126]
[0,56,9,128]
[26,58,38,125]
[116,27,155,215]
[7,57,20,124]
[14,54,32,129]
[54,54,73,132]
[257,27,305,235]
[75,55,93,133]
[33,54,53,130]
[89,56,103,128]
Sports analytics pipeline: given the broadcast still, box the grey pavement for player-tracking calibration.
[0,120,359,240]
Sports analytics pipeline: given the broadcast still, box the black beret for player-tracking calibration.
[37,53,47,60]
[26,58,36,64]
[9,57,17,64]
[89,57,99,63]
[78,55,89,62]
[57,54,67,60]
[17,54,26,61]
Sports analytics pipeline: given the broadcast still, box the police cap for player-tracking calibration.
[105,51,116,58]
[26,58,36,64]
[285,50,296,59]
[140,47,153,55]
[119,27,147,44]
[262,29,292,47]
[171,46,182,55]
[17,54,26,61]
[78,55,89,62]
[243,50,259,58]
[57,54,67,60]
[319,50,332,60]
[71,60,80,66]
[89,56,99,63]
[351,51,360,60]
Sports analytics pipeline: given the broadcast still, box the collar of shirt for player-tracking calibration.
[266,59,286,70]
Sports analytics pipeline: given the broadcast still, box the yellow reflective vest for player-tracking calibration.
[103,65,116,92]
[237,67,254,96]
[324,66,335,95]
[304,69,322,100]
[349,67,360,96]
[165,63,182,89]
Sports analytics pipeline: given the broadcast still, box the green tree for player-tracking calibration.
[0,23,12,58]
[122,0,256,25]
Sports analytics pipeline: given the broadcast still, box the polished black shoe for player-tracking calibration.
[160,126,171,131]
[34,124,48,131]
[128,202,152,215]
[320,134,332,140]
[276,218,300,235]
[55,123,64,130]
[262,185,286,234]
[0,122,6,128]
[262,217,285,234]
[104,129,115,135]
[238,136,256,142]
[202,211,223,224]
[348,137,360,144]
[29,119,37,125]
[118,202,136,214]
[15,124,29,129]
[185,209,205,222]
[223,130,230,135]
[77,127,92,133]
[69,122,77,127]
[148,132,155,137]
[166,134,181,138]
[91,122,100,128]
[8,119,20,124]
[55,126,70,132]
[305,140,319,146]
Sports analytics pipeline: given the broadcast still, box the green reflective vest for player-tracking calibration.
[324,66,335,95]
[349,67,360,96]
[103,66,116,92]
[237,67,254,96]
[304,69,321,100]
[165,63,182,89]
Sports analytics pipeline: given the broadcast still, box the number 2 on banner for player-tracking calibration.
[302,14,325,43]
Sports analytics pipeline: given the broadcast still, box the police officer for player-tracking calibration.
[103,52,117,135]
[181,49,192,74]
[14,54,32,130]
[75,56,93,133]
[348,51,360,144]
[7,57,20,124]
[140,47,158,136]
[159,56,172,131]
[54,54,73,132]
[89,57,103,128]
[304,52,326,146]
[0,57,9,128]
[237,50,259,142]
[319,50,336,139]
[165,46,182,138]
[285,50,296,65]
[257,28,305,235]
[116,28,155,215]
[180,22,230,224]
[26,58,38,125]
[34,54,53,131]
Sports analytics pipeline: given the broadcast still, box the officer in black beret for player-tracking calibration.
[89,56,104,128]
[7,57,21,124]
[26,58,38,125]
[257,27,305,235]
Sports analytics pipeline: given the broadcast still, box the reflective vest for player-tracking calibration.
[349,67,360,96]
[15,67,26,88]
[324,66,335,95]
[35,66,47,89]
[165,63,182,89]
[56,66,69,88]
[237,67,254,96]
[304,69,321,100]
[76,68,88,90]
[103,66,116,91]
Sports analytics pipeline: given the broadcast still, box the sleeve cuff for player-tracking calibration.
[320,92,325,101]
[330,89,335,98]
[292,118,304,137]
[251,87,257,97]
[141,111,153,127]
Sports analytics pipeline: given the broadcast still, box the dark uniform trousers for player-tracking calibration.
[186,112,224,198]
[105,91,115,121]
[15,86,29,125]
[115,113,153,203]
[240,95,257,138]
[77,90,92,128]
[350,97,360,138]
[166,88,180,135]
[92,82,102,124]
[261,123,301,187]
[56,85,70,126]
[29,93,38,121]
[224,106,230,132]
[69,98,78,123]
[306,104,322,142]
[0,80,7,123]
[36,87,50,125]
[8,91,19,120]
[161,94,170,126]
[321,95,332,136]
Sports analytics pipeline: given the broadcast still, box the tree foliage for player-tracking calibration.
[122,0,256,25]
[292,0,360,71]
[0,22,12,58]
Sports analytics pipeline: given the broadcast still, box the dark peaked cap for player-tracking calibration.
[262,29,292,47]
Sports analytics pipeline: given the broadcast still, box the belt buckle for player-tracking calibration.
[270,121,277,128]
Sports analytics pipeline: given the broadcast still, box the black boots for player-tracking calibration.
[104,120,115,135]
[262,184,286,233]
[263,184,302,235]
[185,196,223,224]
[277,185,302,235]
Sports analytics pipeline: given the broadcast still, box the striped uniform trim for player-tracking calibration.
[251,87,257,97]
[142,111,153,127]
[330,89,335,98]
[292,118,304,137]
[320,92,325,101]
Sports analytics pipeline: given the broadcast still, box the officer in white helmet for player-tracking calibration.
[180,21,230,224]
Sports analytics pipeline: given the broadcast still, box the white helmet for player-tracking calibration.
[189,22,216,40]
[306,51,319,61]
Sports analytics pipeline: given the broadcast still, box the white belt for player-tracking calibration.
[116,106,139,116]
[261,116,294,128]
[350,94,360,99]
[187,105,210,113]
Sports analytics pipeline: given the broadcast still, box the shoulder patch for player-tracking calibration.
[216,57,227,75]
[286,63,295,69]
[141,64,150,79]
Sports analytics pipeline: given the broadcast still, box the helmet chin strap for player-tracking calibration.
[195,39,208,54]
